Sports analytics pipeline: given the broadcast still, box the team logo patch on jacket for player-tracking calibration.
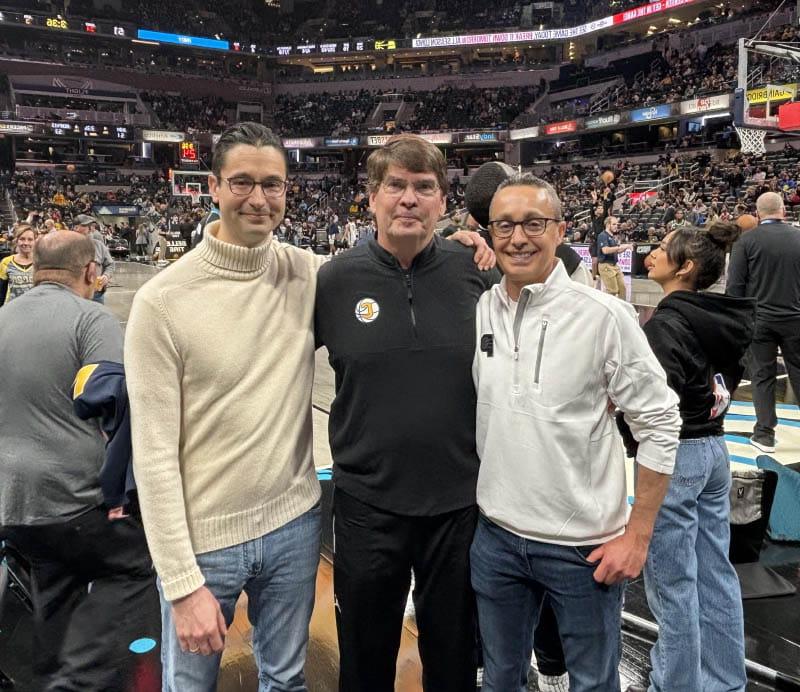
[355,298,380,324]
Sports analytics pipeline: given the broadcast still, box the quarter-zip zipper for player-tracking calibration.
[404,270,417,336]
[534,319,549,385]
[510,291,531,392]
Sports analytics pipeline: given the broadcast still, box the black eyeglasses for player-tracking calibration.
[486,217,561,238]
[222,177,288,197]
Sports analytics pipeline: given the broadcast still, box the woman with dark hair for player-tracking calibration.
[630,222,756,692]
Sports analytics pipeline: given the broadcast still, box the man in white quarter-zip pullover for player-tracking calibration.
[470,173,681,692]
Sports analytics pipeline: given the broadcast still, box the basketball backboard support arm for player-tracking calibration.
[739,38,800,89]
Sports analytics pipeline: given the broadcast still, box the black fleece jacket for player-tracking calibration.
[315,235,498,515]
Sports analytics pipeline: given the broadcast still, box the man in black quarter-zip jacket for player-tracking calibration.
[315,135,498,692]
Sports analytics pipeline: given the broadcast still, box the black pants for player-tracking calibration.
[749,318,800,441]
[333,488,478,692]
[3,506,157,692]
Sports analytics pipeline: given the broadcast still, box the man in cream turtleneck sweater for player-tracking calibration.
[125,123,324,690]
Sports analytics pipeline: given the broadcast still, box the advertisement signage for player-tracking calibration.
[462,132,500,143]
[410,0,693,49]
[92,205,140,216]
[613,0,695,24]
[509,126,539,140]
[584,113,621,129]
[324,137,360,147]
[136,29,229,51]
[544,120,577,135]
[573,244,632,274]
[411,18,612,48]
[0,121,35,134]
[418,132,453,144]
[679,94,730,115]
[746,84,796,105]
[630,104,672,122]
[628,190,658,205]
[371,133,452,145]
[282,137,319,149]
[367,135,392,147]
[142,129,184,143]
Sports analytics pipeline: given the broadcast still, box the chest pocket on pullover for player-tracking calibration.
[528,315,590,409]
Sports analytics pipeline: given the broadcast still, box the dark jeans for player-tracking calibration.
[471,514,624,692]
[534,597,566,677]
[750,318,800,441]
[3,506,155,691]
[333,488,478,692]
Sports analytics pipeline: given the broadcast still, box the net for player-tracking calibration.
[186,182,203,207]
[734,125,767,155]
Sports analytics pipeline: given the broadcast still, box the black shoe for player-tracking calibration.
[750,435,776,453]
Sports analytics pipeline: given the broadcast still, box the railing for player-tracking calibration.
[572,208,591,225]
[14,105,152,126]
[629,173,688,199]
[5,189,17,225]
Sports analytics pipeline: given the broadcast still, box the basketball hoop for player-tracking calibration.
[734,125,767,156]
[189,190,201,207]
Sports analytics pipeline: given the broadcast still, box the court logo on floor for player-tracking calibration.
[355,298,380,324]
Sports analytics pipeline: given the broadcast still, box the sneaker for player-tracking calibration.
[750,436,776,453]
[538,672,569,692]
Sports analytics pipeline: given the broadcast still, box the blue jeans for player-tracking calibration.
[644,436,746,692]
[92,291,105,304]
[158,505,321,692]
[471,514,624,692]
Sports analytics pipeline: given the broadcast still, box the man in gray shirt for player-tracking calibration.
[0,231,152,691]
[74,213,114,304]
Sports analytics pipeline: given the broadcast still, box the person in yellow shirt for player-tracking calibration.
[0,224,35,306]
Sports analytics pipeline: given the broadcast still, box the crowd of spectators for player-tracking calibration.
[7,142,800,262]
[141,93,234,132]
[590,20,800,116]
[61,0,773,44]
[403,84,541,131]
[15,96,127,114]
[274,90,376,137]
[272,84,542,136]
[535,145,800,244]
[7,170,171,236]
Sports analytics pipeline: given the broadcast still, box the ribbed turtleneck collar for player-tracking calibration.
[196,222,273,280]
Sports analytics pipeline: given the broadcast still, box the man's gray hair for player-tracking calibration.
[756,191,784,218]
[495,173,562,220]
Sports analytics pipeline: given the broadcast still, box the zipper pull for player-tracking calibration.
[513,346,519,361]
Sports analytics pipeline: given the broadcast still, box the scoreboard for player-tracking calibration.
[49,121,134,141]
[179,141,198,163]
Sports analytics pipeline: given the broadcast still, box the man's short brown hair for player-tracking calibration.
[367,134,449,196]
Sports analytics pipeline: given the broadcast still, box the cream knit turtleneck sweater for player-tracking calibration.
[125,225,322,601]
